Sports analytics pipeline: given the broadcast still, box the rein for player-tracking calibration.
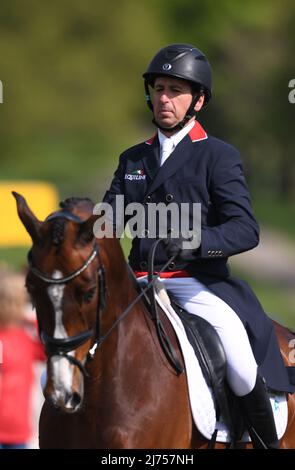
[147,239,184,375]
[90,252,178,353]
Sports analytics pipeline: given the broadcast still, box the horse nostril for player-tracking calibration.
[72,392,82,408]
[65,391,82,411]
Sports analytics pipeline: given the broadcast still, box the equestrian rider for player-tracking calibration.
[103,44,295,448]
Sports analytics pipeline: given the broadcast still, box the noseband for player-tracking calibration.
[28,210,106,377]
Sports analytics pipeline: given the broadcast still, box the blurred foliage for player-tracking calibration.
[0,0,295,200]
[0,0,167,199]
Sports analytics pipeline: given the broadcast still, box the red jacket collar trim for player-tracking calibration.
[189,120,208,142]
[144,120,207,145]
[145,134,157,145]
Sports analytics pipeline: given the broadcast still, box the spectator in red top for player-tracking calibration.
[0,267,45,449]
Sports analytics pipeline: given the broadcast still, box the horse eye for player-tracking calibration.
[25,282,36,307]
[26,282,36,294]
[83,287,96,303]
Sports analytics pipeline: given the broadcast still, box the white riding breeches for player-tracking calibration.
[159,277,258,396]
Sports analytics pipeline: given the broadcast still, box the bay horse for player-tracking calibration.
[13,192,295,449]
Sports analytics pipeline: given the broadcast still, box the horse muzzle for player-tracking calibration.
[49,389,83,413]
[44,356,85,413]
[44,379,84,413]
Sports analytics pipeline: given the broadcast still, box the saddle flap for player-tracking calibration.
[171,301,226,387]
[171,301,243,443]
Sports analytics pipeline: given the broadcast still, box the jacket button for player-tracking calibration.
[165,194,174,202]
[145,195,152,203]
[140,261,148,270]
[168,261,176,270]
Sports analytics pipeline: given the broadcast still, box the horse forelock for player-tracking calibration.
[59,197,94,219]
[51,218,66,246]
[49,197,94,247]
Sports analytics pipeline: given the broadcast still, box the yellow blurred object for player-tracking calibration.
[0,181,59,246]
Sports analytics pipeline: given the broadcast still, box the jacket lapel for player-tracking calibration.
[141,134,161,180]
[140,121,207,195]
[146,136,192,194]
[145,120,207,195]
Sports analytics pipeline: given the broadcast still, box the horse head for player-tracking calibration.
[13,192,104,413]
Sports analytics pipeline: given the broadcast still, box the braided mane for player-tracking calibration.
[51,197,94,246]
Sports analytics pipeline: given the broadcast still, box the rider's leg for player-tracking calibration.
[161,277,279,448]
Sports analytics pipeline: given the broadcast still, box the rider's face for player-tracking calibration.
[152,76,204,133]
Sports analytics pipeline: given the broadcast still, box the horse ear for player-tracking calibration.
[12,191,42,243]
[78,214,98,244]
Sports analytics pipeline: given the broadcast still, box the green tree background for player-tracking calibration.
[0,0,294,324]
[1,0,294,199]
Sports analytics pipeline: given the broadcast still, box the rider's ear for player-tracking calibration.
[194,94,205,112]
[12,191,42,243]
[78,214,97,245]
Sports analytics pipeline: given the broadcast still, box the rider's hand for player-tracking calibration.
[162,234,201,262]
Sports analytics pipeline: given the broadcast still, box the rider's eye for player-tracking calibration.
[83,287,96,303]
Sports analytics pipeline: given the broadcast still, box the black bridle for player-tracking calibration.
[27,210,107,377]
[28,244,107,377]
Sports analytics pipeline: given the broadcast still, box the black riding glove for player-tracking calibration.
[163,235,201,262]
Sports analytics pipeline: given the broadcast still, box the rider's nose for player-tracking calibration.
[159,93,169,103]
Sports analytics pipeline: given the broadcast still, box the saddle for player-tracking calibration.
[170,300,244,446]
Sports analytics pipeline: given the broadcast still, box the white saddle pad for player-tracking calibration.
[138,277,288,443]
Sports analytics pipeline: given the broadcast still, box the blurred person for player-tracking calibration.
[102,44,295,448]
[0,268,45,449]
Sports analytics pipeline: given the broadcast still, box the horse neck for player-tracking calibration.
[97,237,153,366]
[101,237,136,308]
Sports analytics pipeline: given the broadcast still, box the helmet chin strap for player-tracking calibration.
[144,80,201,133]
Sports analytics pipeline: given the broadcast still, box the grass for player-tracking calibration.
[0,247,29,270]
[231,267,295,331]
[257,285,295,330]
[120,236,132,259]
[252,194,295,242]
